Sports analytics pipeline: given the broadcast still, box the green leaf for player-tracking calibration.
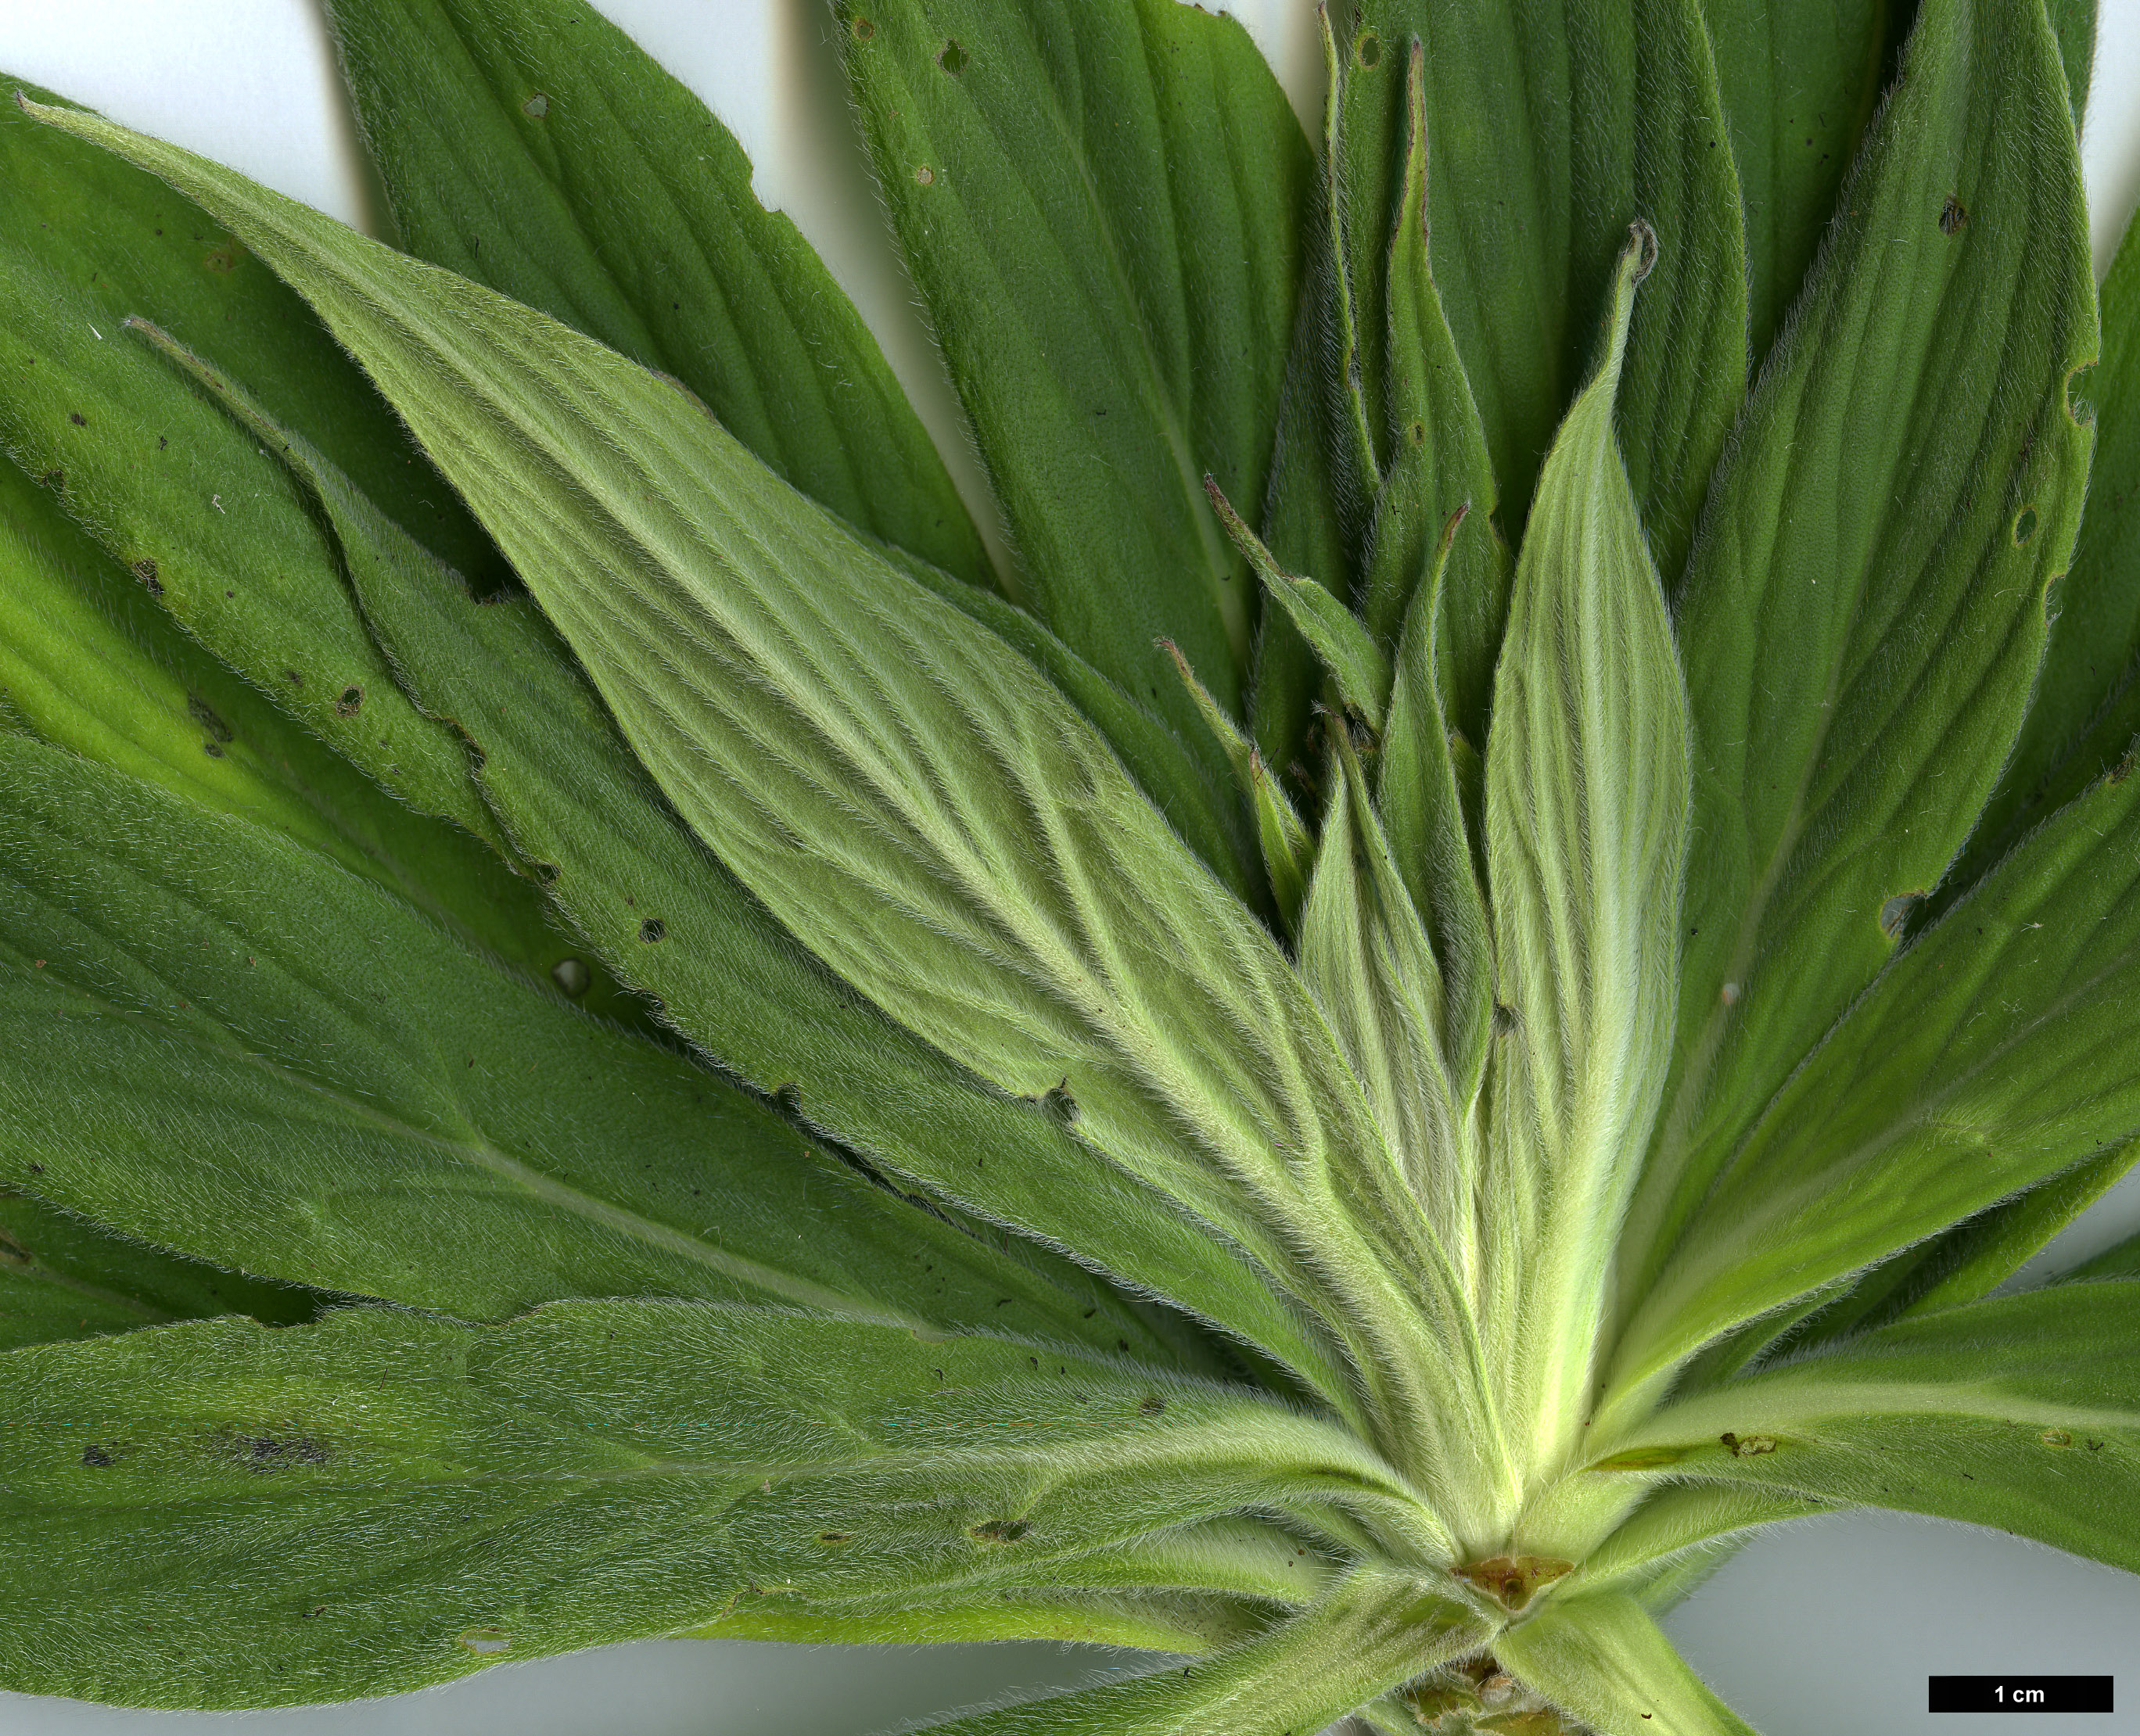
[837,0,1311,726]
[1618,0,2097,1330]
[1607,738,2140,1407]
[0,434,630,1017]
[1948,195,2140,895]
[1363,43,1512,745]
[1378,504,1495,1114]
[1362,0,1746,585]
[0,1301,1435,1707]
[1484,227,1689,1482]
[0,83,508,842]
[195,302,1330,1408]
[1493,1591,1755,1736]
[898,1566,1491,1736]
[1209,478,1391,730]
[0,731,1158,1354]
[1704,0,1888,368]
[29,98,1517,1494]
[1567,1483,1834,1600]
[323,0,989,589]
[1300,746,1470,1282]
[1589,1282,2140,1576]
[2059,1225,2140,1282]
[0,74,498,579]
[2050,0,2098,124]
[0,1190,322,1352]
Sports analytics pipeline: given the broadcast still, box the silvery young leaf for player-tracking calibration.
[0,437,634,1019]
[1563,1483,1833,1602]
[0,74,497,579]
[838,0,1309,730]
[1362,42,1510,746]
[1618,0,2096,1328]
[900,1566,1490,1736]
[1703,0,1887,369]
[186,337,1326,1409]
[0,1301,1438,1706]
[31,100,1509,1494]
[0,84,507,841]
[1378,504,1495,1116]
[1484,227,1689,1480]
[1589,1282,2140,1576]
[1300,746,1467,1275]
[0,1188,321,1353]
[323,0,989,590]
[1949,202,2140,894]
[1492,1591,1755,1736]
[0,731,1159,1353]
[1607,737,2140,1405]
[1361,0,1746,586]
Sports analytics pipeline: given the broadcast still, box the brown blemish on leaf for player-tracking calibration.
[1878,891,1924,940]
[1137,1393,1165,1418]
[968,1519,1031,1544]
[68,411,86,426]
[203,242,240,273]
[1453,1555,1574,1611]
[335,685,364,716]
[186,694,233,743]
[1939,195,1968,235]
[638,917,666,943]
[132,558,161,596]
[849,13,875,40]
[81,1442,126,1468]
[1355,29,1382,67]
[914,163,935,186]
[1721,1432,1777,1457]
[2041,1428,2075,1448]
[817,1530,853,1545]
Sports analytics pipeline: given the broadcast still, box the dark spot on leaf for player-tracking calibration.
[214,1430,330,1471]
[638,917,666,943]
[133,558,161,595]
[551,958,591,996]
[522,92,549,118]
[1408,420,1426,446]
[817,1530,853,1545]
[1939,195,1967,235]
[533,860,560,884]
[1492,1001,1520,1036]
[969,1519,1030,1544]
[186,694,233,743]
[283,668,303,687]
[937,39,968,74]
[159,436,168,450]
[2014,505,2039,544]
[1878,891,1924,940]
[1721,1432,1776,1456]
[1042,1078,1079,1124]
[81,1443,122,1468]
[203,741,225,758]
[69,411,85,426]
[1137,1394,1165,1417]
[1355,30,1382,67]
[38,468,63,490]
[849,13,875,39]
[335,686,364,716]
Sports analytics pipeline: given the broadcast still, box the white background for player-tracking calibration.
[2,2,2140,1732]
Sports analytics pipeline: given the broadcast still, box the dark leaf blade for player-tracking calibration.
[1618,0,2097,1328]
[0,443,631,1017]
[0,98,503,852]
[1704,0,1889,369]
[323,0,989,587]
[1947,195,2140,895]
[1371,0,1747,586]
[838,0,1311,726]
[1608,754,2140,1406]
[1590,1282,2140,1577]
[0,1302,1434,1708]
[0,1190,323,1352]
[0,74,498,581]
[0,730,1163,1355]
